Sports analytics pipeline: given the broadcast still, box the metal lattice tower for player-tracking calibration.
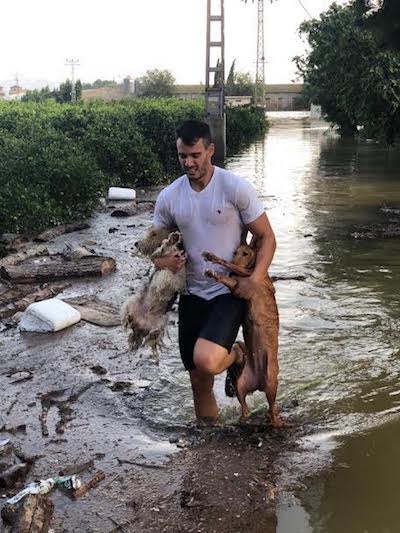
[65,58,80,103]
[205,0,226,161]
[255,0,265,107]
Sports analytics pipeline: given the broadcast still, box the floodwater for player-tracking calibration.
[227,112,400,533]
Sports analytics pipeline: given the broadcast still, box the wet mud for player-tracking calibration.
[0,193,301,532]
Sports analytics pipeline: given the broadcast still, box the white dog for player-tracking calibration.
[121,227,186,360]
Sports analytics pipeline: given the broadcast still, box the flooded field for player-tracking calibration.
[228,113,400,532]
[1,113,400,532]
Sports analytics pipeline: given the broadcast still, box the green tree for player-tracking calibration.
[75,79,82,101]
[357,0,400,49]
[82,79,118,90]
[21,86,56,103]
[295,2,400,142]
[225,60,254,96]
[137,69,176,97]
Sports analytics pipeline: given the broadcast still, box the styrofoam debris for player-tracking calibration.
[19,298,81,332]
[108,187,136,201]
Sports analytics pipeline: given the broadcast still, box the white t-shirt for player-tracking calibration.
[153,166,264,300]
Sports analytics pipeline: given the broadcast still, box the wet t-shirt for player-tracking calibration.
[153,166,264,300]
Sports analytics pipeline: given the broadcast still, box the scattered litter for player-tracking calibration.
[108,187,136,201]
[0,438,10,447]
[19,298,81,332]
[62,243,96,260]
[5,475,81,505]
[73,470,105,498]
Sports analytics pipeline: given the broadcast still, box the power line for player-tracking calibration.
[296,0,312,19]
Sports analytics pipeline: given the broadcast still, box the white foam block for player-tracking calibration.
[108,187,136,201]
[19,298,81,332]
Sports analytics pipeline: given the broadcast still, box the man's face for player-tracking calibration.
[176,137,215,180]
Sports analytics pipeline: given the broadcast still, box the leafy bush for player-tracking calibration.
[0,99,268,238]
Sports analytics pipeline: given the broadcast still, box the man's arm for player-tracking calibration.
[247,211,276,281]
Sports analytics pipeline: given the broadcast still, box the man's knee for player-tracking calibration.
[193,339,228,375]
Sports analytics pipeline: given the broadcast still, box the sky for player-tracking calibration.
[1,0,348,87]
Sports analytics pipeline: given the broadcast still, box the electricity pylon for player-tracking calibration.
[255,0,266,107]
[65,58,80,103]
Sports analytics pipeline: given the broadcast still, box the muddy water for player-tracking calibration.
[227,113,400,533]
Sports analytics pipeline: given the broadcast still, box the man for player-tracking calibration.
[153,120,276,423]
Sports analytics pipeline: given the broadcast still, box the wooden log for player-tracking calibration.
[0,245,49,268]
[34,222,90,242]
[1,494,54,532]
[0,256,116,284]
[73,470,105,498]
[0,283,70,319]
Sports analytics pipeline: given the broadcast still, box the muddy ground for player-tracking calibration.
[0,193,306,532]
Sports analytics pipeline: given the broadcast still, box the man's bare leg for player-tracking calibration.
[190,338,244,422]
[189,369,218,422]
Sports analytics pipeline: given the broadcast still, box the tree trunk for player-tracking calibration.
[1,256,116,284]
[34,222,90,242]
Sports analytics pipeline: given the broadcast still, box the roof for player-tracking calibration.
[265,84,304,93]
[173,85,204,95]
[81,87,130,101]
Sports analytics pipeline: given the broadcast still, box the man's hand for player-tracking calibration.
[153,251,187,274]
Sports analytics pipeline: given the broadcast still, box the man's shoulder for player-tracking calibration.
[158,174,187,200]
[215,166,249,189]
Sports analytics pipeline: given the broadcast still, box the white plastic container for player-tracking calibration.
[107,187,136,201]
[19,298,81,332]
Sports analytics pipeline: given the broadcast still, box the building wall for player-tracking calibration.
[265,92,306,111]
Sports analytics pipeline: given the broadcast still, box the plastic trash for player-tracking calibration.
[107,187,136,201]
[19,298,81,333]
[5,475,81,505]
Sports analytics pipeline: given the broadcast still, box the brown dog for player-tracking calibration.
[203,244,281,427]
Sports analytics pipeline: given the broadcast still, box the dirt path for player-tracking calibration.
[0,194,304,532]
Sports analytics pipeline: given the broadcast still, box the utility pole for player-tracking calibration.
[205,0,226,162]
[65,58,80,103]
[255,0,266,107]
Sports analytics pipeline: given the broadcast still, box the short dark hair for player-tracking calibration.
[175,120,212,147]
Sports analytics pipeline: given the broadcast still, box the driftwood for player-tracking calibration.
[62,295,120,326]
[73,470,105,498]
[0,245,49,268]
[1,256,116,284]
[1,494,54,532]
[0,283,70,319]
[34,222,90,242]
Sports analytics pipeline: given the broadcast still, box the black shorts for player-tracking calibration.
[178,293,246,371]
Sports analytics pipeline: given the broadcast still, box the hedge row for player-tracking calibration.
[0,99,268,237]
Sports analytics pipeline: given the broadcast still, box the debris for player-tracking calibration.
[0,245,49,269]
[8,370,33,384]
[270,275,306,282]
[62,295,120,327]
[1,494,54,532]
[34,222,90,242]
[0,463,30,489]
[62,243,96,260]
[19,298,81,333]
[0,424,27,435]
[107,187,136,201]
[4,475,81,506]
[0,283,71,320]
[1,255,116,284]
[90,365,107,375]
[111,202,137,217]
[108,227,119,233]
[73,470,105,498]
[59,460,94,476]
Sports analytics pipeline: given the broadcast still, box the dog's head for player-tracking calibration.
[133,226,173,257]
[232,244,256,269]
